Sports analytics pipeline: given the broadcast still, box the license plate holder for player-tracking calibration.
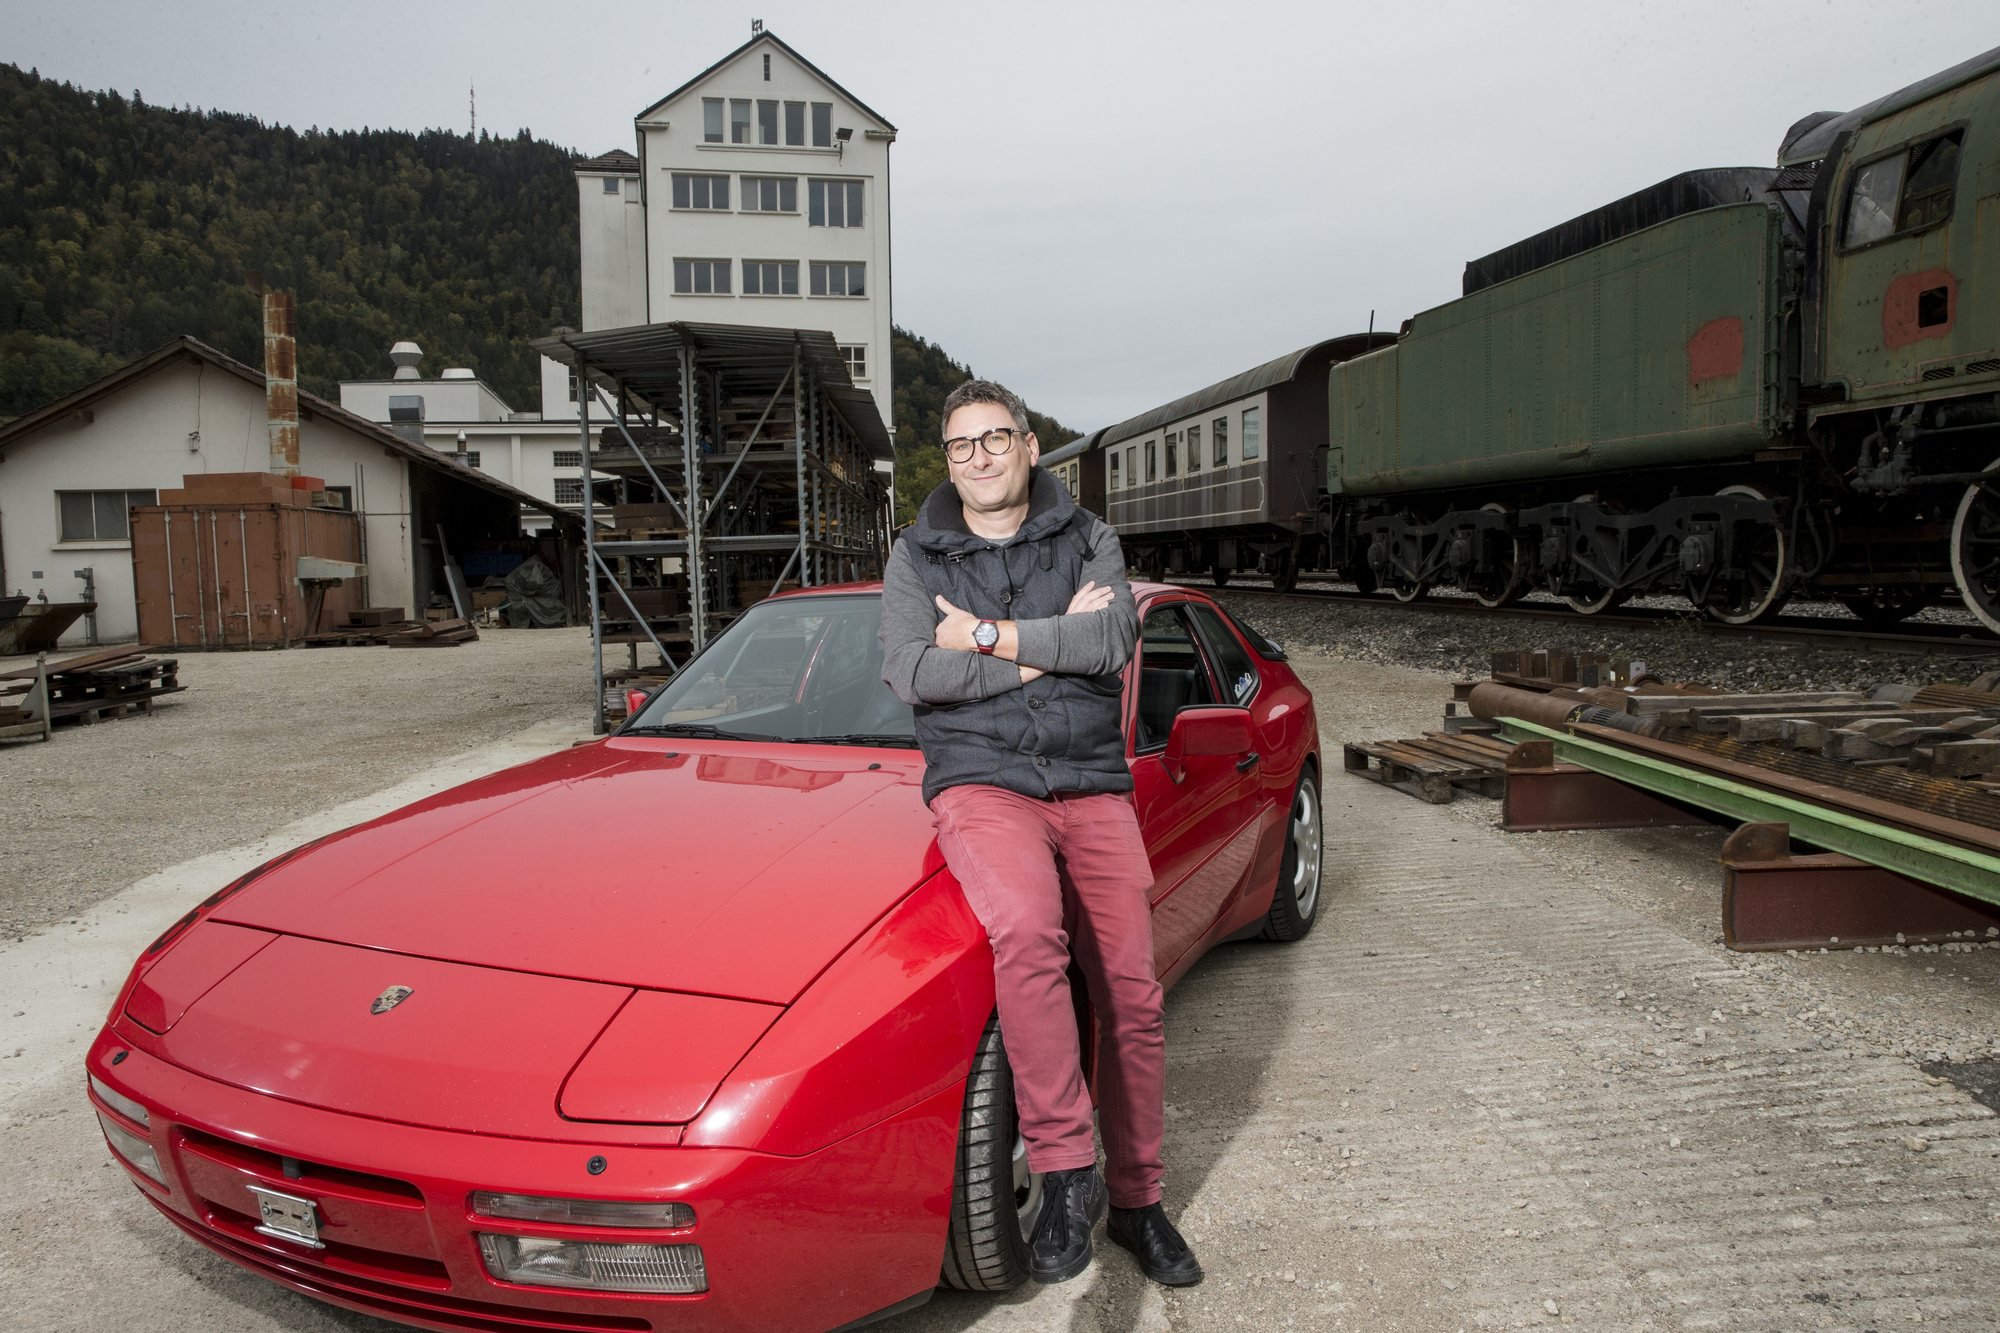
[248,1185,325,1249]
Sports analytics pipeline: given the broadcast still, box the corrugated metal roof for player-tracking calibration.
[1098,335,1386,447]
[1038,428,1105,467]
[533,321,894,462]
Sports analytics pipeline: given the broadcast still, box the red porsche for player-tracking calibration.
[84,582,1323,1332]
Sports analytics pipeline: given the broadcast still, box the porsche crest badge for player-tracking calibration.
[370,985,414,1015]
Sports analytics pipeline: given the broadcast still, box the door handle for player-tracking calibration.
[1235,752,1260,773]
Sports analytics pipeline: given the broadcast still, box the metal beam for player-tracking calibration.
[1496,717,2000,907]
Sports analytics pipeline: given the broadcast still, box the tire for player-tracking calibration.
[940,1016,1039,1292]
[1260,766,1324,942]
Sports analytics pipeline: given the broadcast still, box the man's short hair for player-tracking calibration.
[941,379,1030,435]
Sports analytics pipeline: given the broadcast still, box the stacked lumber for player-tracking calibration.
[302,607,479,648]
[0,647,185,726]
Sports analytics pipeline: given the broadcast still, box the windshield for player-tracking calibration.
[625,595,915,746]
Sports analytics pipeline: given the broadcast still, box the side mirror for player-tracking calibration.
[1162,705,1253,785]
[625,688,650,719]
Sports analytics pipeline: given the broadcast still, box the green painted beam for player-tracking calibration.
[1497,717,2000,908]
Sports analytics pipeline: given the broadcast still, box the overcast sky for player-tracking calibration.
[5,1,1996,429]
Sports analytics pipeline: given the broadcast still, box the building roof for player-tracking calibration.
[632,29,895,133]
[576,149,640,173]
[534,321,894,463]
[1097,334,1391,448]
[0,337,582,528]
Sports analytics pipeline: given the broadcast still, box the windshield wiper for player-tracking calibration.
[808,733,919,748]
[623,722,769,741]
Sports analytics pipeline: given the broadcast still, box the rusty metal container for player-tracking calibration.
[131,503,363,649]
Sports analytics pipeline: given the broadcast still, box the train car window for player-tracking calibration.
[1242,408,1261,461]
[1146,442,1158,482]
[1843,130,1963,249]
[1166,433,1179,478]
[1110,451,1122,490]
[1213,417,1229,466]
[1187,424,1202,472]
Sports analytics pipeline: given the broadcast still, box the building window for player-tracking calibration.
[1165,431,1179,478]
[673,258,732,294]
[812,102,832,148]
[1110,451,1122,491]
[757,99,779,145]
[671,173,730,210]
[730,99,751,144]
[743,260,800,296]
[1144,442,1157,483]
[454,451,482,469]
[1241,407,1261,461]
[785,101,805,146]
[703,98,723,143]
[809,261,865,297]
[808,178,863,228]
[554,478,585,505]
[1186,423,1201,472]
[1844,130,1964,248]
[839,344,868,380]
[763,53,771,81]
[1212,416,1228,466]
[58,489,157,542]
[740,175,797,212]
[553,450,583,468]
[601,176,620,194]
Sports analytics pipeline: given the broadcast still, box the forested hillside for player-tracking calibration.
[0,62,1075,513]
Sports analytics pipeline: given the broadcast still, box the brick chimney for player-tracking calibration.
[264,290,300,475]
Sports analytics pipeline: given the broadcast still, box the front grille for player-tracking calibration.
[180,1128,422,1203]
[202,1199,453,1291]
[1922,365,1958,381]
[1966,358,2000,375]
[153,1202,655,1331]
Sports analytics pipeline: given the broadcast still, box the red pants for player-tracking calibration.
[930,785,1166,1208]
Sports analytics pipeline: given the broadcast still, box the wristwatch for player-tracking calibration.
[972,619,1000,654]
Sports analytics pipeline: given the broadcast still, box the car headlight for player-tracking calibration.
[477,1233,707,1293]
[471,1192,693,1229]
[95,1110,165,1185]
[89,1073,150,1128]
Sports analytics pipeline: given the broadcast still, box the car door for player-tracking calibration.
[1125,596,1264,977]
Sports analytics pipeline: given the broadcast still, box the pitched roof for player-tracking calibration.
[632,29,895,132]
[577,148,640,172]
[0,337,581,527]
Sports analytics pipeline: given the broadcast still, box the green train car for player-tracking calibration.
[1330,45,2000,629]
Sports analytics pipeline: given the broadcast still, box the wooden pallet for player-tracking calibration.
[1342,732,1514,804]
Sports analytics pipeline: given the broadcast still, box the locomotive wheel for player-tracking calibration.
[1270,552,1300,594]
[1468,502,1526,609]
[1837,586,1936,626]
[1560,493,1625,614]
[1209,564,1231,589]
[1949,457,2000,636]
[1387,577,1429,604]
[1702,484,1792,625]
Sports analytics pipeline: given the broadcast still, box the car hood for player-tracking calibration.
[213,739,940,1005]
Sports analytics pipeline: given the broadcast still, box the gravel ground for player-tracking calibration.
[0,627,597,942]
[1214,585,2000,696]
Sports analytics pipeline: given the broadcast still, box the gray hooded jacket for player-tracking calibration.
[880,467,1138,806]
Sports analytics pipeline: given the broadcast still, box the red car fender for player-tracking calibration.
[683,869,998,1157]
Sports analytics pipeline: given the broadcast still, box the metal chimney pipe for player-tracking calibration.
[264,290,300,476]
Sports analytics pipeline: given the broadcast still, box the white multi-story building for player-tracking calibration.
[575,26,897,434]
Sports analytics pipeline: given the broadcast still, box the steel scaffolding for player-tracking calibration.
[535,322,894,733]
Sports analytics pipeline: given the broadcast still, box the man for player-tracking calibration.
[879,380,1201,1287]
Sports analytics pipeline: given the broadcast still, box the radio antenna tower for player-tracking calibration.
[469,83,477,137]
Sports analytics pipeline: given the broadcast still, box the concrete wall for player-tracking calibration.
[579,169,648,332]
[0,359,421,645]
[337,376,513,424]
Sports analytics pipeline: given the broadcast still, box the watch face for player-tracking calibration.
[973,620,999,649]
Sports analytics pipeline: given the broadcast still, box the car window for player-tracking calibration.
[627,595,914,743]
[1187,603,1259,705]
[1133,603,1217,751]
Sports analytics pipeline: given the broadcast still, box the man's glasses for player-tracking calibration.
[942,427,1024,464]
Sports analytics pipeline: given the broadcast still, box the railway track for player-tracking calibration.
[1188,579,2000,660]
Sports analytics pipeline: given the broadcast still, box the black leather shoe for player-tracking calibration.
[1028,1166,1106,1283]
[1108,1203,1204,1286]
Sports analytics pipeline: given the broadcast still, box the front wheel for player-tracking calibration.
[1260,767,1323,942]
[940,1016,1040,1292]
